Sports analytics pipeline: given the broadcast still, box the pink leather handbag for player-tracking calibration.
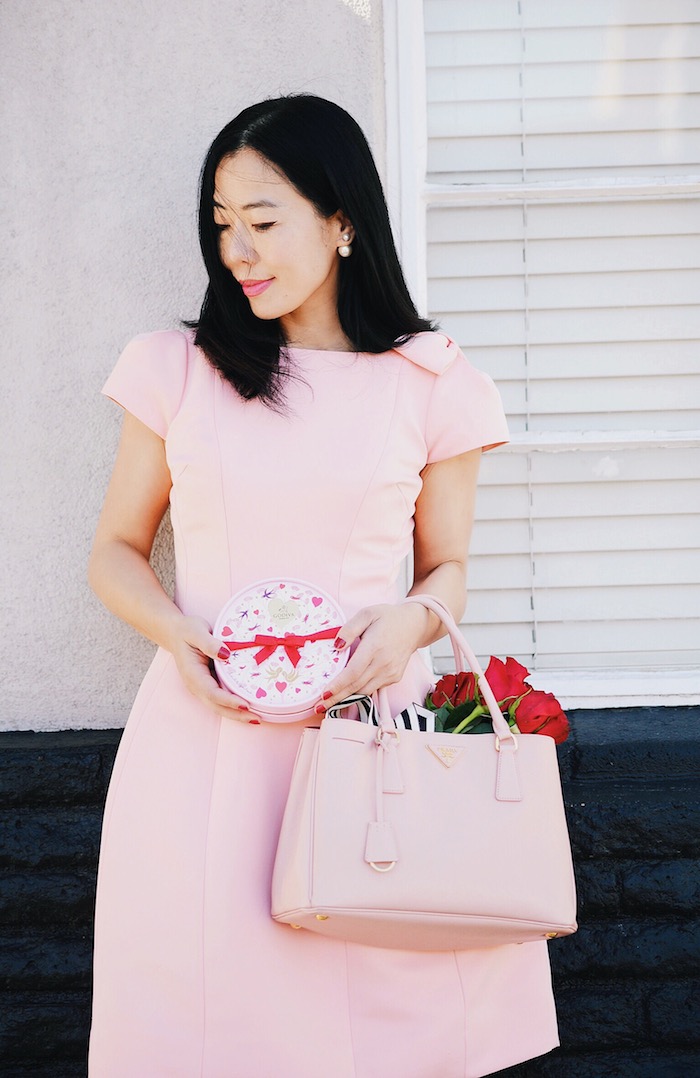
[271,595,578,951]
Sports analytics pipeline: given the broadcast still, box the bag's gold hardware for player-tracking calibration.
[290,923,302,929]
[545,931,559,939]
[427,744,464,768]
[369,861,396,873]
[315,914,330,921]
[494,733,518,753]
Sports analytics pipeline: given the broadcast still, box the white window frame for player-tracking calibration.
[383,0,700,707]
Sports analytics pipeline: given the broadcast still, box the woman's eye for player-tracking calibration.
[214,222,229,233]
[253,222,275,232]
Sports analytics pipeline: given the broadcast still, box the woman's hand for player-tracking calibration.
[318,602,432,710]
[165,614,260,722]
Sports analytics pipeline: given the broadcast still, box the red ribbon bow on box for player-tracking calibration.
[221,627,340,667]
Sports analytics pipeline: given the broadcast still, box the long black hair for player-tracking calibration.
[187,94,435,405]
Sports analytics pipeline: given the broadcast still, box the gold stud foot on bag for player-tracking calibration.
[315,914,329,921]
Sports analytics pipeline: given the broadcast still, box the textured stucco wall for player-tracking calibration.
[0,0,385,730]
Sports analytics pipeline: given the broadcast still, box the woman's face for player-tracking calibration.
[213,149,352,340]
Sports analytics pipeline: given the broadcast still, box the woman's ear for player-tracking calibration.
[333,211,354,243]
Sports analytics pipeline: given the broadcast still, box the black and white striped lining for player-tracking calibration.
[325,694,436,733]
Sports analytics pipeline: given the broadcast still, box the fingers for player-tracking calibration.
[318,663,390,712]
[173,618,260,723]
[316,608,379,711]
[317,640,397,711]
[187,662,260,723]
[332,607,378,655]
[316,603,431,713]
[182,616,231,663]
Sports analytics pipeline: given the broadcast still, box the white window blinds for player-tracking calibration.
[419,0,700,705]
[426,0,700,183]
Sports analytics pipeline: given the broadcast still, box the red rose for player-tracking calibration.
[483,656,531,707]
[431,670,477,709]
[514,689,570,744]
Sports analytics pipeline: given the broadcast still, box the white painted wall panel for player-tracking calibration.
[425,31,522,69]
[469,520,533,557]
[531,479,695,518]
[463,442,700,670]
[429,137,700,183]
[520,26,700,65]
[425,0,700,183]
[468,553,534,589]
[531,549,700,589]
[433,237,698,281]
[523,58,700,98]
[522,0,699,29]
[425,0,700,32]
[527,447,700,484]
[533,621,698,664]
[427,65,521,101]
[524,514,698,554]
[527,306,700,345]
[529,377,699,418]
[527,341,699,380]
[428,198,700,436]
[527,235,700,274]
[527,271,700,310]
[527,200,700,237]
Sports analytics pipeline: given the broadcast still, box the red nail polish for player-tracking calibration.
[322,691,333,700]
[314,703,326,715]
[248,719,260,725]
[237,703,249,711]
[218,646,231,660]
[334,638,345,649]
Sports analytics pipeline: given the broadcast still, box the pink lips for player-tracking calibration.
[240,278,273,297]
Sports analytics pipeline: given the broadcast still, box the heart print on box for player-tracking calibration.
[213,579,349,721]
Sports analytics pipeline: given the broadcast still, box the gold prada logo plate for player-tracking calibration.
[427,744,465,769]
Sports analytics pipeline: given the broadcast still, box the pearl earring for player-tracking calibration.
[338,232,353,258]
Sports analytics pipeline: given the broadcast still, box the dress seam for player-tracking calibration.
[212,375,234,599]
[173,329,194,423]
[452,951,469,1078]
[166,333,196,601]
[198,716,224,1078]
[343,941,359,1078]
[335,364,403,605]
[422,358,441,465]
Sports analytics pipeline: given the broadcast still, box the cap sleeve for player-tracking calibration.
[425,348,509,463]
[101,330,189,438]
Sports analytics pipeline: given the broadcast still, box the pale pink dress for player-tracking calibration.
[88,329,558,1077]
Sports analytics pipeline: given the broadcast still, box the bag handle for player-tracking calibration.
[396,594,516,746]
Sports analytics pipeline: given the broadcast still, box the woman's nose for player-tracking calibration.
[224,226,258,268]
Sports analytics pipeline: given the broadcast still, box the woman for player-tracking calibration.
[88,95,557,1077]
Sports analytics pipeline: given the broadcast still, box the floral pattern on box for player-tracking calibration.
[213,578,348,720]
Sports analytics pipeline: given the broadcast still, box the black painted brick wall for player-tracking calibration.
[1,710,698,1078]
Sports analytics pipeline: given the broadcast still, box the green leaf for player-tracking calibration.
[460,719,496,735]
[432,705,452,733]
[451,705,487,734]
[446,701,480,726]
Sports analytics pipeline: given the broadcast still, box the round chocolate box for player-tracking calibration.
[213,578,349,720]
